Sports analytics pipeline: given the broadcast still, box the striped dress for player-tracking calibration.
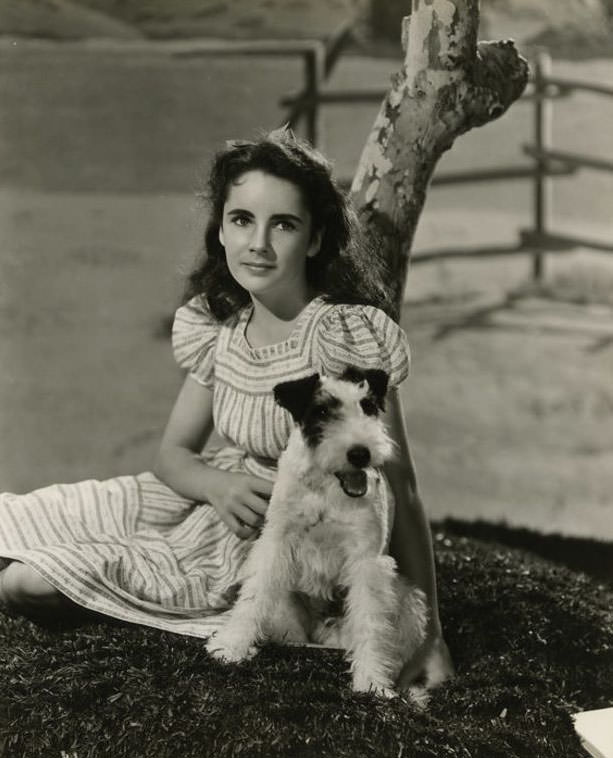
[0,295,410,638]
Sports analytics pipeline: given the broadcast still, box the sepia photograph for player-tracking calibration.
[1,1,612,756]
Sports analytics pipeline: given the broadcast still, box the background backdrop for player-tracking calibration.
[1,0,612,542]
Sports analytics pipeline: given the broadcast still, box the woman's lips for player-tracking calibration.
[242,261,275,272]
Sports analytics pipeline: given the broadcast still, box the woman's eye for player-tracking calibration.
[231,215,250,227]
[274,220,296,232]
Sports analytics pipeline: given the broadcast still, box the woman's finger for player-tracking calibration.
[234,505,262,528]
[217,508,254,540]
[243,493,270,517]
[228,514,256,540]
[248,476,274,498]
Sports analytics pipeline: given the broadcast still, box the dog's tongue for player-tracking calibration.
[335,470,368,498]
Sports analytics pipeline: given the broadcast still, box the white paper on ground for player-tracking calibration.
[573,708,613,758]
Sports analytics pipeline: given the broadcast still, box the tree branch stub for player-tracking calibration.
[350,0,529,318]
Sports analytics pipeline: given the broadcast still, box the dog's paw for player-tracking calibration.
[352,680,398,699]
[407,684,430,710]
[311,616,344,647]
[352,669,397,698]
[373,685,399,699]
[206,635,257,663]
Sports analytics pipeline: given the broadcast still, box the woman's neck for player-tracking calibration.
[246,292,316,348]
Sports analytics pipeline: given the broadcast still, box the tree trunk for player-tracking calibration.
[350,0,529,320]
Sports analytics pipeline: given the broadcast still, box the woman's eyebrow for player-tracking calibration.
[226,207,253,216]
[270,213,304,224]
[226,209,304,225]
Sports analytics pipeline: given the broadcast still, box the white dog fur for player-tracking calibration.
[207,367,428,699]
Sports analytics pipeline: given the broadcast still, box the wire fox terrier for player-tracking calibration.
[207,366,428,698]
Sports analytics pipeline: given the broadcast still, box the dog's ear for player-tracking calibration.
[364,368,389,409]
[273,373,320,423]
[340,365,366,385]
[341,365,389,408]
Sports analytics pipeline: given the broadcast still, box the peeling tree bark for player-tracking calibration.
[349,0,529,320]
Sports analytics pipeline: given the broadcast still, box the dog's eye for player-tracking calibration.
[360,397,378,416]
[314,406,329,419]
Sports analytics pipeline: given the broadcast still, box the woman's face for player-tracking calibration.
[219,170,320,312]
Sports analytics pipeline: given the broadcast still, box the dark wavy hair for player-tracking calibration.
[184,127,392,320]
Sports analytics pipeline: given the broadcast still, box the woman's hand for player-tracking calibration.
[206,469,273,540]
[397,630,455,692]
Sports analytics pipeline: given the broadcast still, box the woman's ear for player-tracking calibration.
[307,229,323,258]
[218,225,225,248]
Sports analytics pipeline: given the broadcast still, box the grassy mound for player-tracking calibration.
[1,530,611,758]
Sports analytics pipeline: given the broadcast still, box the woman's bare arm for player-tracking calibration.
[153,375,272,538]
[383,388,454,686]
[153,375,218,501]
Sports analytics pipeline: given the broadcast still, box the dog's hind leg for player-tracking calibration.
[343,555,401,696]
[264,591,310,644]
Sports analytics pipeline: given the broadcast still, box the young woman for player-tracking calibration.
[0,128,453,688]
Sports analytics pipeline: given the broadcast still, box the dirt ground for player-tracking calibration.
[1,40,612,539]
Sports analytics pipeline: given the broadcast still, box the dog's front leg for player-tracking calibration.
[343,555,400,697]
[206,529,294,663]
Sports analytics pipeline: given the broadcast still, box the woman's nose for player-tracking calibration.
[249,224,271,253]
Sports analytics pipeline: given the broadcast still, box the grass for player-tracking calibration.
[442,518,613,584]
[1,528,612,758]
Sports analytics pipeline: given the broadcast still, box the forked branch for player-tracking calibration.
[349,0,529,318]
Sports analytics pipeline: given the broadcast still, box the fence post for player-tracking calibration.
[303,44,325,148]
[532,50,553,282]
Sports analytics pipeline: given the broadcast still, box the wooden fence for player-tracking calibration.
[280,49,613,281]
[169,21,353,150]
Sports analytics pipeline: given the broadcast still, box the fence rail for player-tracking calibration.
[160,21,354,148]
[158,34,612,281]
[280,49,613,281]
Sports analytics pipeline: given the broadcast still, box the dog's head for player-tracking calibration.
[273,366,394,497]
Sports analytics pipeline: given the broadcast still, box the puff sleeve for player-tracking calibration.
[171,296,221,389]
[314,304,410,388]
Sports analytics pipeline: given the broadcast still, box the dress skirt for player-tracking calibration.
[1,296,409,639]
[0,447,260,638]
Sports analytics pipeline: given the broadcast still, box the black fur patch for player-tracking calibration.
[363,369,389,410]
[359,397,379,416]
[340,365,389,412]
[301,392,342,447]
[274,374,321,423]
[340,365,367,386]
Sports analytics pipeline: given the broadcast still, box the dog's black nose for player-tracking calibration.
[346,445,370,468]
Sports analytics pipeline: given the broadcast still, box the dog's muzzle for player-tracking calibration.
[335,469,368,498]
